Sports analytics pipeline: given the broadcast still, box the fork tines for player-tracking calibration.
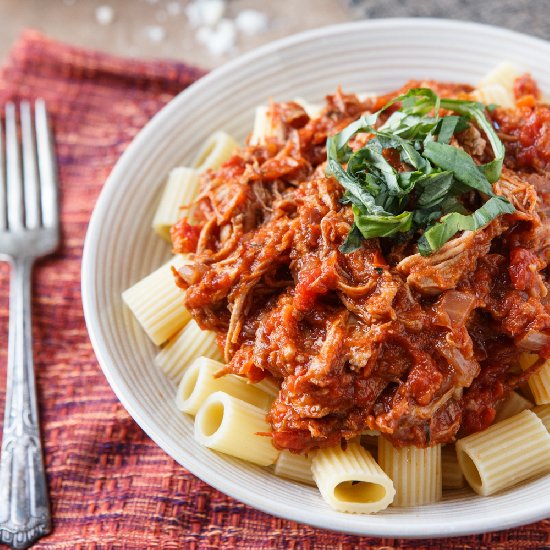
[0,100,58,233]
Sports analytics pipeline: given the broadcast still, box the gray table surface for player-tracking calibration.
[350,0,550,40]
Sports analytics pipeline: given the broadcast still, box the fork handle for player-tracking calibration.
[0,257,51,549]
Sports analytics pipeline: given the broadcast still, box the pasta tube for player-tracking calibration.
[122,255,191,345]
[192,131,239,172]
[293,97,323,119]
[494,391,533,423]
[471,84,515,109]
[456,410,550,496]
[194,391,278,466]
[520,353,550,405]
[534,404,550,431]
[155,320,222,382]
[176,356,272,414]
[152,167,200,242]
[441,445,465,490]
[274,450,315,486]
[478,62,521,92]
[471,63,521,109]
[378,438,442,506]
[250,105,271,146]
[252,377,279,400]
[311,442,395,514]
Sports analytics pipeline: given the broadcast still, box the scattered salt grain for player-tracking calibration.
[145,25,167,43]
[196,18,236,56]
[95,5,115,26]
[234,10,269,36]
[186,0,225,28]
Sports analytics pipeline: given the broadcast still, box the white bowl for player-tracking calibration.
[82,19,550,538]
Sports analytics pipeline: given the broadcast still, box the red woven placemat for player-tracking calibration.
[0,30,548,549]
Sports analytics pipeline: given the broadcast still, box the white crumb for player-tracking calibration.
[95,5,115,25]
[186,0,225,28]
[234,10,269,35]
[166,1,182,16]
[196,18,236,56]
[144,25,167,43]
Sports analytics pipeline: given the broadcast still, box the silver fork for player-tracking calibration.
[0,100,59,549]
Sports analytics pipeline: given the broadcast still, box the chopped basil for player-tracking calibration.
[417,197,515,255]
[326,88,514,255]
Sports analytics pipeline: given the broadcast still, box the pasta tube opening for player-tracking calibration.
[333,481,387,504]
[198,400,225,437]
[456,410,550,496]
[176,356,272,414]
[311,442,395,513]
[194,392,279,466]
[456,451,482,491]
[178,363,200,403]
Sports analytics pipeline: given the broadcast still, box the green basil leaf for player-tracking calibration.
[353,206,414,239]
[339,224,364,253]
[376,132,427,170]
[417,196,515,255]
[416,171,455,208]
[347,146,401,196]
[423,141,494,196]
[326,87,512,256]
[327,154,388,216]
[440,99,504,183]
[331,112,378,154]
[437,116,461,144]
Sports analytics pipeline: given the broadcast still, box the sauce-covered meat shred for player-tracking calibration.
[173,78,550,452]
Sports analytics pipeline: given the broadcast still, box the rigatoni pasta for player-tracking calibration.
[494,391,533,423]
[250,105,275,145]
[456,410,550,496]
[471,84,515,109]
[194,391,279,466]
[154,320,222,382]
[441,445,465,490]
[520,353,550,405]
[378,438,442,506]
[122,255,191,345]
[311,441,395,514]
[534,404,550,431]
[252,377,279,399]
[192,131,239,172]
[477,62,521,93]
[152,167,200,241]
[274,450,315,486]
[471,62,520,109]
[176,356,272,414]
[125,63,550,517]
[293,97,324,119]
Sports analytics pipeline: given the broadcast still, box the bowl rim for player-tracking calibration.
[82,18,550,538]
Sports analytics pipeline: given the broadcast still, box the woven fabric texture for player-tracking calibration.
[0,30,549,549]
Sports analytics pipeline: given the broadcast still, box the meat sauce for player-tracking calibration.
[173,78,550,452]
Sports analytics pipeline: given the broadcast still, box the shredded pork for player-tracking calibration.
[173,78,550,452]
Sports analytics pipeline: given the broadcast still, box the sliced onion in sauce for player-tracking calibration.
[437,290,477,327]
[516,329,550,351]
